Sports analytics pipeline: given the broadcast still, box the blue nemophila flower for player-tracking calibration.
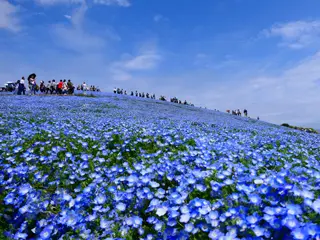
[100,218,109,229]
[185,223,194,232]
[62,192,72,202]
[156,205,168,216]
[40,225,54,239]
[282,216,300,230]
[94,194,106,205]
[264,206,276,215]
[167,218,177,227]
[224,179,234,185]
[18,184,32,196]
[300,190,314,199]
[59,210,79,227]
[116,202,126,211]
[254,178,264,185]
[14,232,28,239]
[286,204,302,215]
[127,174,139,183]
[303,223,320,237]
[291,227,308,240]
[131,216,143,228]
[19,205,29,214]
[246,212,260,225]
[180,213,190,223]
[248,194,261,205]
[208,210,219,220]
[150,181,160,188]
[253,226,265,237]
[86,213,97,222]
[209,229,223,239]
[154,221,164,231]
[196,184,207,192]
[312,199,320,213]
[4,193,15,205]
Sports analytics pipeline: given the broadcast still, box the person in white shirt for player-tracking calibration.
[29,77,36,95]
[46,81,51,94]
[82,82,87,91]
[18,77,26,95]
[51,80,57,94]
[62,80,68,94]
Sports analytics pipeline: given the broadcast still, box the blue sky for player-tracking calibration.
[1,0,320,128]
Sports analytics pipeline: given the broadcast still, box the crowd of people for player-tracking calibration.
[10,73,99,95]
[226,109,248,117]
[77,84,100,92]
[113,87,194,106]
[6,75,259,119]
[226,109,259,120]
[113,88,156,99]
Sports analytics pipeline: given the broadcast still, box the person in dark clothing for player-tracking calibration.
[131,91,134,96]
[40,81,45,93]
[18,77,26,95]
[67,80,74,94]
[136,91,138,97]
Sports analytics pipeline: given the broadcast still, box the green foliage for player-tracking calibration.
[281,123,318,134]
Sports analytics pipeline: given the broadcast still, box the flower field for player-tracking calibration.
[0,94,319,240]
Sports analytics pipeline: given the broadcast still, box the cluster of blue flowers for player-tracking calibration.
[0,94,319,240]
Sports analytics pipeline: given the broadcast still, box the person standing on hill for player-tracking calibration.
[82,82,87,91]
[29,75,36,95]
[57,80,63,95]
[51,80,57,94]
[18,77,26,95]
[67,80,74,94]
[46,81,51,94]
[40,81,46,93]
[62,80,68,95]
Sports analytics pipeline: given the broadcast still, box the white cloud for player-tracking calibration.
[52,3,105,52]
[154,14,163,22]
[0,1,20,32]
[197,51,320,128]
[64,14,72,19]
[34,0,130,6]
[263,20,320,49]
[93,0,130,7]
[52,25,105,52]
[109,49,162,81]
[153,14,168,23]
[109,69,132,81]
[123,52,162,70]
[34,0,83,5]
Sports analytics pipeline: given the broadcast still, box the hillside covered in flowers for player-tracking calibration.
[0,94,319,240]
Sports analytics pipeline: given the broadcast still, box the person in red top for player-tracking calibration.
[57,80,63,94]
